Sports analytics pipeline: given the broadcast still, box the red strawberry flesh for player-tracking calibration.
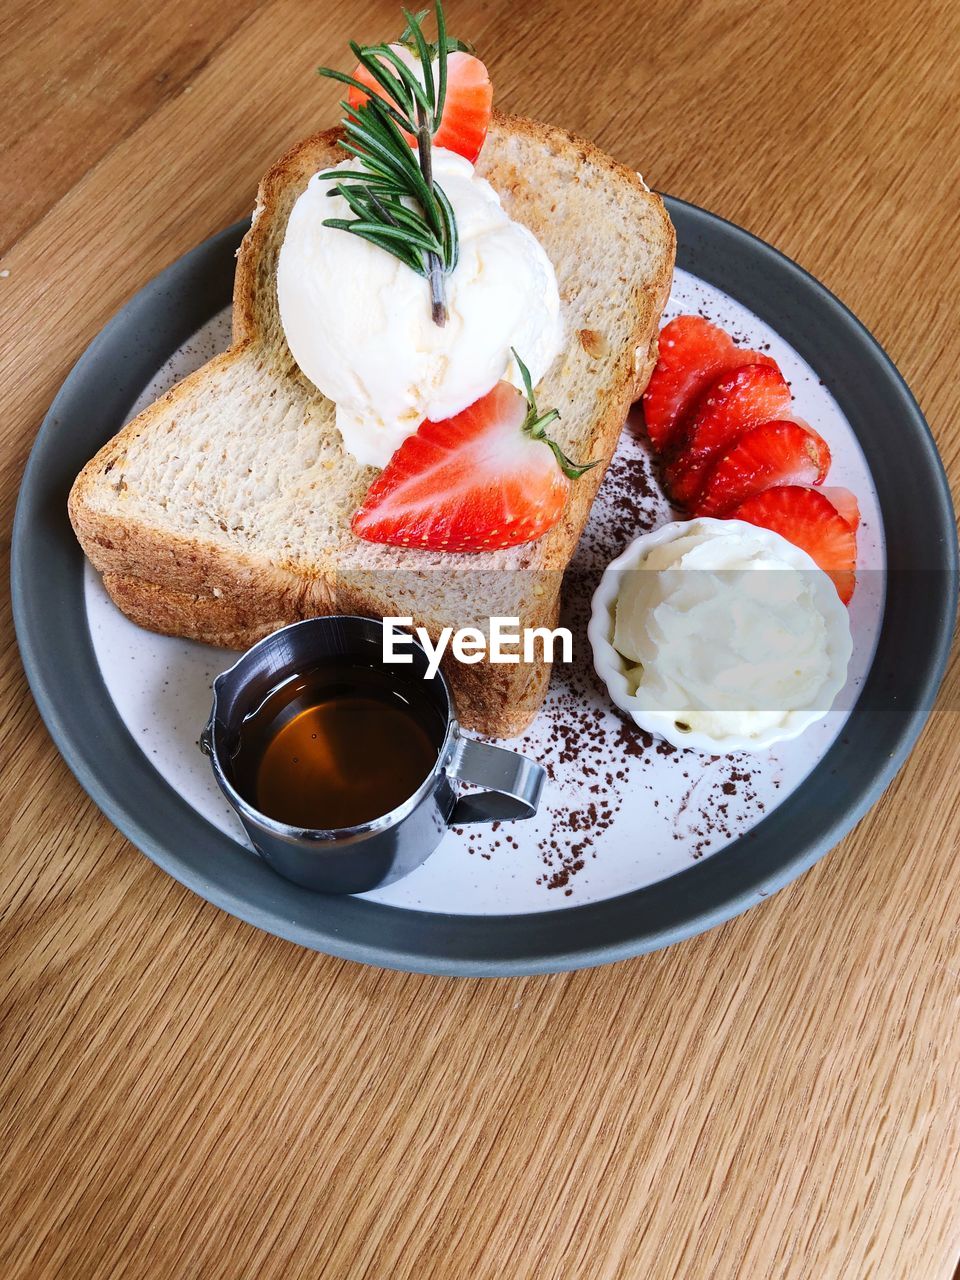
[665,363,793,506]
[692,420,832,516]
[351,382,570,552]
[820,486,861,530]
[348,48,493,163]
[641,315,778,454]
[730,485,857,603]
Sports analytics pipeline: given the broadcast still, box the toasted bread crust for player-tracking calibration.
[70,115,674,737]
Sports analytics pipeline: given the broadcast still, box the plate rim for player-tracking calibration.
[12,199,959,976]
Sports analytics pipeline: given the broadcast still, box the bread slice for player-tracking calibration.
[69,113,674,736]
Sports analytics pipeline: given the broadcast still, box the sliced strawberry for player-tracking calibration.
[692,420,831,517]
[352,365,592,552]
[665,364,793,506]
[820,486,861,531]
[641,316,778,454]
[731,485,857,603]
[348,47,492,163]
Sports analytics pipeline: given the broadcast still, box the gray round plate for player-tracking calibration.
[12,200,958,975]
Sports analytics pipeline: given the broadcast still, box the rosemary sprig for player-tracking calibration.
[512,350,599,479]
[398,8,475,59]
[317,2,462,326]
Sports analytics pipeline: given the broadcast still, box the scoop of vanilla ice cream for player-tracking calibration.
[613,522,851,741]
[276,148,564,468]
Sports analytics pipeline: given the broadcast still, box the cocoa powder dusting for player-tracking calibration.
[450,437,775,899]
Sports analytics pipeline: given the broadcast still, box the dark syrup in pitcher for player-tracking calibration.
[228,663,444,830]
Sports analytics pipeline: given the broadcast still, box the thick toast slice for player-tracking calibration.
[69,114,674,736]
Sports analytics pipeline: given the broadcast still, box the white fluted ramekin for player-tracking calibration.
[587,518,853,754]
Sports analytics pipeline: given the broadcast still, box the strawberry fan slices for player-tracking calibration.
[641,314,861,602]
[664,363,793,506]
[693,420,831,517]
[642,315,777,454]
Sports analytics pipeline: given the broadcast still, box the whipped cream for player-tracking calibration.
[612,520,852,742]
[277,148,564,468]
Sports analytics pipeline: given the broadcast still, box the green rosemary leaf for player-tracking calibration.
[347,94,418,159]
[366,42,434,120]
[318,155,393,178]
[334,184,368,216]
[316,0,467,324]
[341,103,404,158]
[328,140,402,181]
[328,217,439,251]
[399,4,469,58]
[364,191,405,226]
[336,184,387,225]
[321,217,366,230]
[400,9,435,108]
[435,0,448,120]
[434,180,458,271]
[341,115,414,181]
[321,220,427,273]
[365,114,435,195]
[321,172,405,197]
[316,65,367,90]
[359,100,441,224]
[414,176,444,240]
[399,8,430,44]
[344,42,414,127]
[370,197,438,239]
[336,137,406,188]
[319,65,412,131]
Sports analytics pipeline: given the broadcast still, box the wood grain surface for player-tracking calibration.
[2,1,959,1276]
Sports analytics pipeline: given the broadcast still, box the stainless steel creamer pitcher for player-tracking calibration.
[201,616,545,894]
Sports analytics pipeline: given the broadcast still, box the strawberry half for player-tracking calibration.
[641,315,778,454]
[348,47,492,163]
[352,357,594,552]
[665,364,793,507]
[692,420,832,517]
[820,486,861,531]
[731,485,857,604]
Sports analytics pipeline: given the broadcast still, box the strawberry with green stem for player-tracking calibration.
[353,352,596,551]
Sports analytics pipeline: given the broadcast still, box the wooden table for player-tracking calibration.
[2,1,959,1275]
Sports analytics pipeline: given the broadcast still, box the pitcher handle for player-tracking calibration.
[446,732,545,824]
